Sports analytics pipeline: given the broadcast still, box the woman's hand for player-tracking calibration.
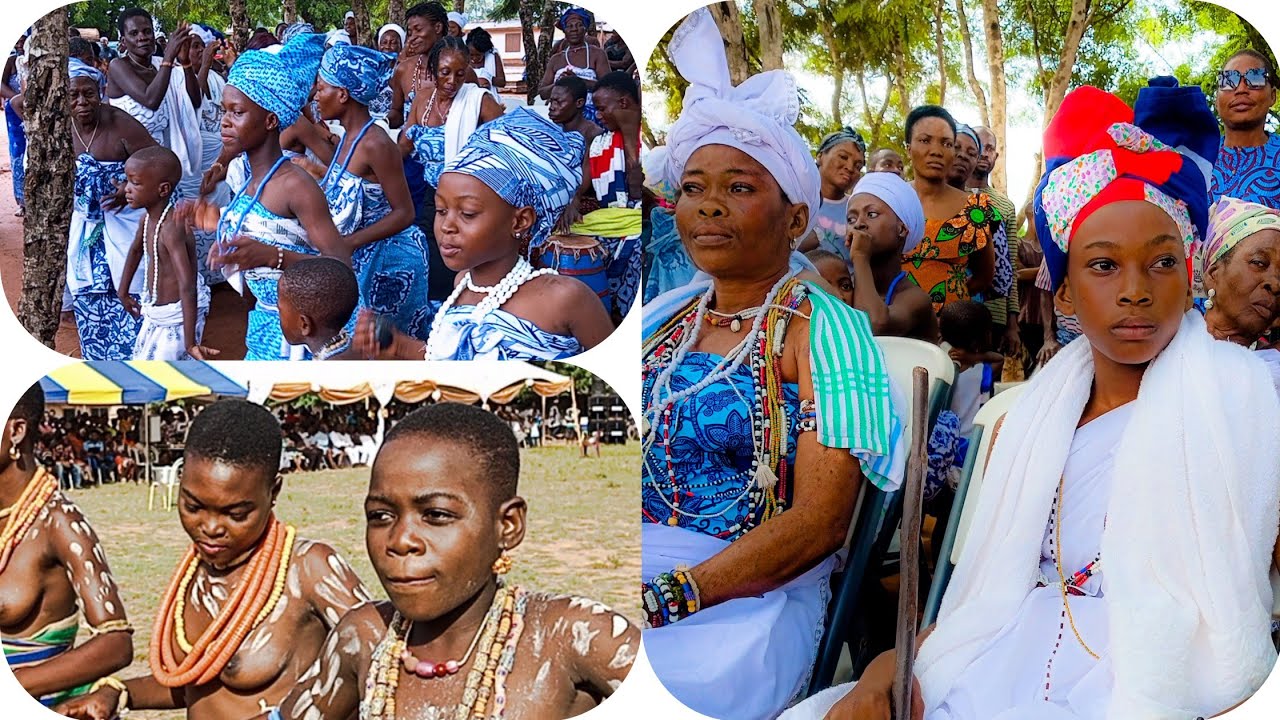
[201,39,220,70]
[101,182,127,213]
[290,155,328,181]
[199,163,227,197]
[174,198,221,234]
[162,24,193,65]
[53,687,121,720]
[209,235,273,271]
[1037,336,1062,367]
[821,650,924,720]
[846,228,876,258]
[354,309,422,360]
[1002,322,1023,357]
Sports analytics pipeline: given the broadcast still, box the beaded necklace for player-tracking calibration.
[361,585,528,720]
[425,258,557,360]
[150,518,294,687]
[141,202,175,305]
[641,274,806,537]
[0,468,57,575]
[1051,476,1101,660]
[315,330,353,361]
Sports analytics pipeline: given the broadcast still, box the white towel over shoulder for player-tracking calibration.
[916,310,1280,719]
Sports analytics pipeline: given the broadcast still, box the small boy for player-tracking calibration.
[805,248,855,306]
[938,300,1004,435]
[277,257,360,360]
[118,146,215,360]
[868,148,905,177]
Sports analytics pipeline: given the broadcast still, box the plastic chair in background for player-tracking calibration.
[148,456,183,512]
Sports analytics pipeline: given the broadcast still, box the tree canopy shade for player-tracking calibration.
[644,0,1278,200]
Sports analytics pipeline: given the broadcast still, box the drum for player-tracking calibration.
[535,234,612,313]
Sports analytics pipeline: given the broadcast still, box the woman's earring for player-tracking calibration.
[8,446,20,461]
[492,548,513,576]
[789,235,801,251]
[1205,287,1216,310]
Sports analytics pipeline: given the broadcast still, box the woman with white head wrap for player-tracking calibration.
[446,11,468,37]
[639,9,904,720]
[846,172,940,342]
[377,23,405,55]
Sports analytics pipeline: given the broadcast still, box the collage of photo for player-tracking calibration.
[1,0,1279,719]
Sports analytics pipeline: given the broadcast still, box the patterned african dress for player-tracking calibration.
[5,67,24,208]
[68,154,143,360]
[322,120,433,341]
[2,614,91,706]
[587,130,643,317]
[1211,134,1280,209]
[903,192,1007,314]
[218,156,319,360]
[405,122,447,188]
[428,305,583,361]
[642,209,696,305]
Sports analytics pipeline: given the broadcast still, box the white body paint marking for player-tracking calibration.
[608,642,635,669]
[571,621,599,656]
[611,615,627,639]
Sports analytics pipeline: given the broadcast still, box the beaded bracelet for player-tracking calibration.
[642,570,702,628]
[796,398,818,433]
[274,246,285,271]
[90,676,129,716]
[88,619,134,636]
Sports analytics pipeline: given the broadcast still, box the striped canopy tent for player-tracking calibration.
[39,361,247,483]
[40,361,247,405]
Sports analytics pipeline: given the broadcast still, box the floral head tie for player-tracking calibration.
[1032,79,1219,289]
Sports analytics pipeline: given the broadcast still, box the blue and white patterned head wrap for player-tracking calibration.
[319,45,394,106]
[69,58,106,98]
[442,107,585,250]
[558,7,591,30]
[279,22,315,44]
[228,33,326,128]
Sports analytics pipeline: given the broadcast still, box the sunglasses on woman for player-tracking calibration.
[1217,68,1271,91]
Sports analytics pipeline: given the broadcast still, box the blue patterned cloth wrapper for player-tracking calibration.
[431,305,583,360]
[319,44,395,107]
[228,33,326,128]
[442,106,584,250]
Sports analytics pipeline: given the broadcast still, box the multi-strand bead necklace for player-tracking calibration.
[150,518,295,687]
[0,468,58,574]
[362,584,529,720]
[425,258,557,360]
[641,273,807,538]
[140,201,175,306]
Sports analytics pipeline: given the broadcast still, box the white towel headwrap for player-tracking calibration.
[447,11,468,28]
[662,8,820,236]
[378,23,406,45]
[190,24,215,45]
[851,172,925,255]
[917,310,1280,719]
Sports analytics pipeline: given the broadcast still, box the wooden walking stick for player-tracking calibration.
[892,366,930,720]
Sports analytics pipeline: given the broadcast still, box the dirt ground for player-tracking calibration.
[0,120,253,359]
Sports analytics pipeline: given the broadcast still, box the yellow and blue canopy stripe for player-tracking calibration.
[40,361,247,406]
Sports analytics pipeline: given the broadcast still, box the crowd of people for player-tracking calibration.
[6,2,643,362]
[641,7,1280,720]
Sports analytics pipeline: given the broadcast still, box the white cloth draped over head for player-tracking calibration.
[916,310,1280,718]
[378,23,405,45]
[190,24,215,45]
[444,83,487,161]
[661,7,820,236]
[448,11,468,28]
[851,172,925,255]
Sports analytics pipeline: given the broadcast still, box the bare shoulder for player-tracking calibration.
[42,491,102,552]
[292,538,372,596]
[526,593,637,646]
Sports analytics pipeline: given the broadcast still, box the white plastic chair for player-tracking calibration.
[148,456,183,512]
[949,382,1028,565]
[810,337,955,693]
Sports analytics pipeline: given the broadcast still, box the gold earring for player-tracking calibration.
[492,548,513,576]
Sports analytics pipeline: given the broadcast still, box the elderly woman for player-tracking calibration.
[1200,197,1280,393]
[67,58,157,359]
[640,11,903,720]
[792,79,1280,720]
[902,106,1011,314]
[803,126,867,261]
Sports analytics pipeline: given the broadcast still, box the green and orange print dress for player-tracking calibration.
[902,192,1005,313]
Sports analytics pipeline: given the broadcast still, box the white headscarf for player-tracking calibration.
[344,11,355,21]
[662,8,821,236]
[378,23,406,46]
[850,173,926,255]
[447,12,468,29]
[190,24,216,45]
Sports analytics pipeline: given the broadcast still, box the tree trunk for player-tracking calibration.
[641,119,657,149]
[282,0,297,23]
[521,0,558,105]
[353,0,373,47]
[19,10,73,348]
[1044,0,1092,126]
[455,0,466,14]
[228,0,251,51]
[387,0,405,24]
[818,22,844,126]
[981,0,1008,192]
[709,2,750,85]
[934,0,947,106]
[894,31,911,120]
[753,0,784,72]
[955,0,990,127]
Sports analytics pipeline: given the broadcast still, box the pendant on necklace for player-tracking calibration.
[730,317,742,333]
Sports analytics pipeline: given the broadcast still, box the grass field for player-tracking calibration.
[55,442,638,719]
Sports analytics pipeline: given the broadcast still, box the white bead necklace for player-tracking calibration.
[140,202,174,305]
[424,257,558,359]
[641,270,796,454]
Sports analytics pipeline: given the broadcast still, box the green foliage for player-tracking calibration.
[67,0,410,37]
